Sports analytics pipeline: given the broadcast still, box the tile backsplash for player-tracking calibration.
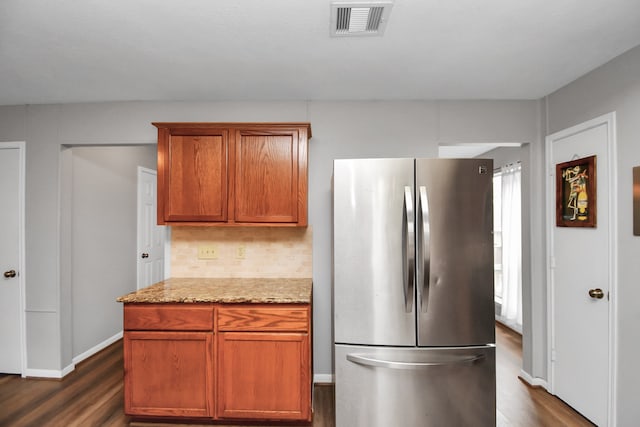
[170,227,312,278]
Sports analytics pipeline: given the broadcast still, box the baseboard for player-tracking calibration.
[24,331,123,379]
[313,374,335,384]
[519,369,548,390]
[72,331,123,365]
[495,316,523,334]
[23,364,74,379]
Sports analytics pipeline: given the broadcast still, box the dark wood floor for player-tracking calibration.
[0,324,593,426]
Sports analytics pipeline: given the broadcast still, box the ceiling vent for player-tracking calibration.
[330,2,393,37]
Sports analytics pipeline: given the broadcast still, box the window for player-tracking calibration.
[493,173,503,304]
[493,163,522,331]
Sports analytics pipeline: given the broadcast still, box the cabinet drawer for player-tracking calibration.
[217,305,309,332]
[124,304,214,331]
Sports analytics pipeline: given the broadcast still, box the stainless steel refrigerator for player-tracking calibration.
[333,158,496,427]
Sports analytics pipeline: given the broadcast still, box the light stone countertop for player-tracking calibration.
[116,277,312,304]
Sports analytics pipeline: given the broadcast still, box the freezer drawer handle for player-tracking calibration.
[346,353,484,370]
[402,186,415,313]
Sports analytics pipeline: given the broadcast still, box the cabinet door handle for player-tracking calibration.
[141,253,149,259]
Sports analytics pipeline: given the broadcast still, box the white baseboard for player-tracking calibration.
[495,316,523,334]
[24,331,123,379]
[23,364,74,379]
[314,374,334,384]
[519,369,548,390]
[72,331,123,365]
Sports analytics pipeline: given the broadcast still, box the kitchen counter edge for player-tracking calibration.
[116,277,312,304]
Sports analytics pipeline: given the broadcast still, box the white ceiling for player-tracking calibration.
[1,0,640,106]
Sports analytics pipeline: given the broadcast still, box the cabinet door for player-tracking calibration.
[159,128,228,223]
[217,332,311,421]
[124,331,213,417]
[232,129,301,224]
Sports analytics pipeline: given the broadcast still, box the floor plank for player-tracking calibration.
[495,322,595,427]
[0,324,594,426]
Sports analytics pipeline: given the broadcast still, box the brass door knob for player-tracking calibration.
[3,270,16,278]
[141,253,149,259]
[588,288,604,299]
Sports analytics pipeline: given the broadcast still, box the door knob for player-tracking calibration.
[141,253,149,259]
[3,270,17,278]
[588,288,604,299]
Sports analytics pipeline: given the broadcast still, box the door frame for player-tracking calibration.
[545,112,617,426]
[0,141,27,376]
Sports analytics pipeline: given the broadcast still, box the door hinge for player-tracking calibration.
[551,349,557,362]
[549,256,556,269]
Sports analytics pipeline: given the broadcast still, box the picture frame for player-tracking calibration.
[633,166,640,235]
[556,155,597,227]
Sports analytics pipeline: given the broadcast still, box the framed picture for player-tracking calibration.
[634,166,640,235]
[556,155,597,227]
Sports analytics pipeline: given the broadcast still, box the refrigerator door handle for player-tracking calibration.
[417,186,430,312]
[402,186,415,313]
[347,353,484,370]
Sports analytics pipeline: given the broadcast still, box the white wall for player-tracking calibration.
[485,146,523,168]
[0,100,541,380]
[545,44,640,426]
[69,146,156,357]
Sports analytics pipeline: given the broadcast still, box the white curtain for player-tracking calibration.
[500,164,522,327]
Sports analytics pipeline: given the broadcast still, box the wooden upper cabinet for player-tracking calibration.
[233,129,299,223]
[153,123,310,226]
[157,127,228,223]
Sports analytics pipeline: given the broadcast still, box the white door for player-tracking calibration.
[547,113,615,426]
[137,167,165,290]
[0,143,25,374]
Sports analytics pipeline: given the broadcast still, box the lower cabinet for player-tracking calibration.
[122,303,311,423]
[124,331,214,417]
[217,331,311,421]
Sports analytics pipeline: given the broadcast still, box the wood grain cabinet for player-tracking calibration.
[153,123,311,226]
[123,303,312,423]
[123,304,215,418]
[156,127,229,223]
[216,305,312,422]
